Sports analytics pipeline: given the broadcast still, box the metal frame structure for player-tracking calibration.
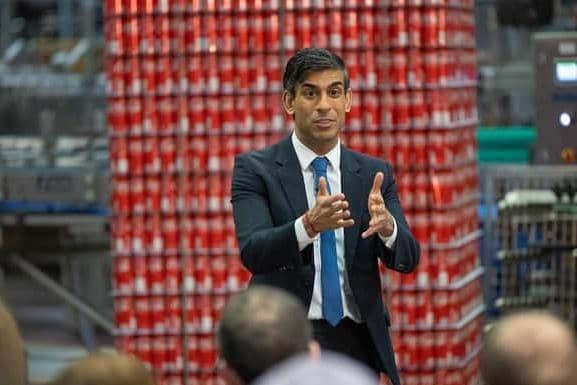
[479,164,577,320]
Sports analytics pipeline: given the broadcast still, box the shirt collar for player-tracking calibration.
[291,132,341,172]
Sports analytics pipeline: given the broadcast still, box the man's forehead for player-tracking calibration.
[298,68,345,88]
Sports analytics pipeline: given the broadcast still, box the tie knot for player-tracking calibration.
[311,156,329,175]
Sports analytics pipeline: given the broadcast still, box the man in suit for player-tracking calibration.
[231,48,420,385]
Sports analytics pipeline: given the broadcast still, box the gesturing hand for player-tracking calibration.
[361,172,394,239]
[307,177,355,233]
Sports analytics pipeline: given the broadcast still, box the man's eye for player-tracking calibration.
[330,89,343,97]
[304,90,316,98]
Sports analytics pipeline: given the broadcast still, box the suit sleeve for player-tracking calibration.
[374,163,420,273]
[231,155,306,274]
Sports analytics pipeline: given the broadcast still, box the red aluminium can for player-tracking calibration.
[407,7,422,47]
[143,136,161,174]
[387,7,408,48]
[265,12,281,52]
[135,336,152,366]
[162,215,179,253]
[184,295,199,333]
[186,335,200,372]
[128,137,144,174]
[111,215,131,255]
[129,176,145,214]
[150,295,166,331]
[165,335,183,371]
[107,97,128,135]
[218,16,234,53]
[195,256,212,294]
[140,58,156,97]
[389,50,408,90]
[123,17,139,57]
[199,335,218,372]
[106,57,125,97]
[105,0,123,16]
[112,255,132,293]
[126,97,143,136]
[328,9,342,50]
[192,176,208,214]
[114,296,136,330]
[165,295,182,332]
[159,136,176,173]
[111,177,130,214]
[283,12,296,51]
[135,296,152,330]
[133,255,148,294]
[212,255,227,294]
[165,254,181,294]
[148,255,164,294]
[145,213,163,254]
[104,17,123,56]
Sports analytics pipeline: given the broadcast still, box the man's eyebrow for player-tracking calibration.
[300,81,345,89]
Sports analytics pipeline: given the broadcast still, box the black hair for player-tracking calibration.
[282,48,350,96]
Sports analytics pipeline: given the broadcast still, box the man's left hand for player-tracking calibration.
[361,172,395,239]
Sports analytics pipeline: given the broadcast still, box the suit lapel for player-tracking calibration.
[341,146,363,269]
[275,137,309,217]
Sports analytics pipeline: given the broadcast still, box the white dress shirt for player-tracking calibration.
[291,132,398,322]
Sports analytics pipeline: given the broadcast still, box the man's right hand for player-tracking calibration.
[306,177,355,233]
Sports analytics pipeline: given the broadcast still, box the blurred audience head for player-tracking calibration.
[217,285,318,385]
[253,352,378,385]
[480,310,577,385]
[46,351,156,385]
[0,298,27,385]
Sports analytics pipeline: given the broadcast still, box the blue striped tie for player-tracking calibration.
[311,156,344,326]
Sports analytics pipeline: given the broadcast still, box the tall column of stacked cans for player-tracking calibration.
[104,1,482,385]
[379,1,483,385]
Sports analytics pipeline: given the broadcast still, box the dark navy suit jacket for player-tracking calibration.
[231,136,420,385]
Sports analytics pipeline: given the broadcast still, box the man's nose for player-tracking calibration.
[316,92,331,110]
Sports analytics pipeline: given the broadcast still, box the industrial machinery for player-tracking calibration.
[534,32,577,164]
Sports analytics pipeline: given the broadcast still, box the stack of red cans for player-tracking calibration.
[377,1,483,384]
[105,2,482,385]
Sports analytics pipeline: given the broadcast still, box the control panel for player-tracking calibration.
[534,32,577,164]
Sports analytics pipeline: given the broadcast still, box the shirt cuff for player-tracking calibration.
[295,215,318,251]
[378,216,398,249]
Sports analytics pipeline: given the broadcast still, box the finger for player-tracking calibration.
[370,204,386,215]
[331,200,349,210]
[334,210,351,220]
[319,193,346,207]
[368,192,385,205]
[370,172,384,195]
[318,177,329,196]
[337,219,355,228]
[361,226,377,239]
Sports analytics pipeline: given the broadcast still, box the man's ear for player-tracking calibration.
[282,90,295,116]
[221,364,245,385]
[345,88,352,113]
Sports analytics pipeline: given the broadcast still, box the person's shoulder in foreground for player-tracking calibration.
[480,309,577,385]
[253,352,378,385]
